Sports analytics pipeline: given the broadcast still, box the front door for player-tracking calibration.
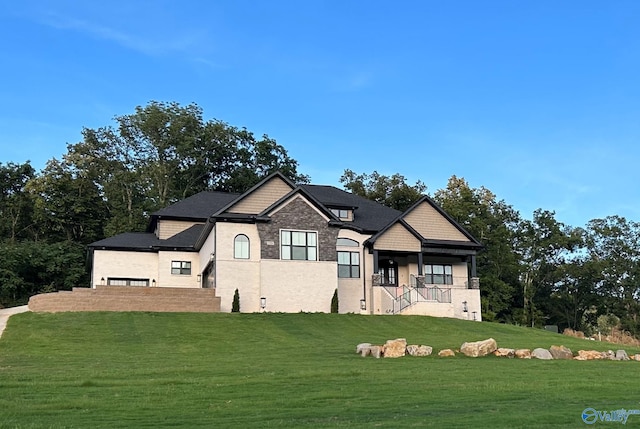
[378,259,397,286]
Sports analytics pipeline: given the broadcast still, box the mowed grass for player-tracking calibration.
[1,312,640,428]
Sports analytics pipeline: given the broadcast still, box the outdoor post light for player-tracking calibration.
[260,297,267,310]
[360,299,366,310]
[462,301,468,313]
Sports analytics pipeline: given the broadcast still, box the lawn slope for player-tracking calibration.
[1,312,638,428]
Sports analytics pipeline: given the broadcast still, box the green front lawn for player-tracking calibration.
[1,312,638,428]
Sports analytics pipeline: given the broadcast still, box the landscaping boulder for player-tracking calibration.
[493,348,515,358]
[549,345,573,360]
[407,345,433,357]
[615,350,629,361]
[370,345,383,359]
[630,354,640,361]
[438,349,455,357]
[577,350,606,360]
[460,338,497,357]
[515,349,532,359]
[383,338,407,358]
[532,348,553,360]
[356,343,372,357]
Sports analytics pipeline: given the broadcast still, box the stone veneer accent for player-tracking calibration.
[258,196,339,261]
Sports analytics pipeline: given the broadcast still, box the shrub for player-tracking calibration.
[331,289,338,313]
[232,289,240,312]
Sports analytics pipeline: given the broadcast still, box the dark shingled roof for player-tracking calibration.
[153,191,240,219]
[90,232,161,250]
[91,183,404,250]
[91,225,204,251]
[301,184,401,232]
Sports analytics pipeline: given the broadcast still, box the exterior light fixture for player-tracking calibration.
[462,301,468,313]
[196,274,202,283]
[100,277,105,285]
[260,297,267,310]
[152,279,156,287]
[472,311,477,321]
[360,299,366,310]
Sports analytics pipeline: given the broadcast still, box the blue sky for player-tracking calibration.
[1,1,639,228]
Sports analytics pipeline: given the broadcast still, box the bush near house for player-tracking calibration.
[232,288,240,312]
[331,289,338,313]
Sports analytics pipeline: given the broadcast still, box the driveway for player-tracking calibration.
[0,305,30,339]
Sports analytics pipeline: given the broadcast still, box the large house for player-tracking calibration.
[88,172,483,319]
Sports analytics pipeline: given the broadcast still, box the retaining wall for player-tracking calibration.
[28,286,221,313]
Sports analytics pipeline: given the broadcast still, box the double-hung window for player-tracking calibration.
[424,264,453,285]
[281,230,317,261]
[171,261,192,275]
[338,251,360,278]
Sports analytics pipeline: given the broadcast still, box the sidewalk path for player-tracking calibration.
[0,305,30,339]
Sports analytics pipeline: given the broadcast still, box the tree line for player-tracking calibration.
[1,101,638,338]
[341,171,640,336]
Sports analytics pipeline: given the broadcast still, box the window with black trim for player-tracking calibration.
[281,230,317,260]
[171,261,192,275]
[331,208,350,220]
[338,251,360,278]
[107,278,149,286]
[234,234,250,259]
[424,264,453,285]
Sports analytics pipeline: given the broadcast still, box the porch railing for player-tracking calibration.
[374,274,453,314]
[411,275,452,303]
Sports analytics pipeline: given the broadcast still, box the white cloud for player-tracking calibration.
[35,9,209,58]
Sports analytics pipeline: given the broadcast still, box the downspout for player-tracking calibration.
[88,247,94,288]
[362,244,367,314]
[213,224,217,291]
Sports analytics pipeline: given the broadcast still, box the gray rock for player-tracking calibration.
[615,350,629,361]
[370,345,383,359]
[532,348,553,360]
[356,343,372,357]
[549,345,573,360]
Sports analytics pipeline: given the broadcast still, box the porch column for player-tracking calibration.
[417,252,423,275]
[470,255,477,277]
[373,250,379,273]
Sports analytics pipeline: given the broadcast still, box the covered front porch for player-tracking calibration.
[368,248,481,320]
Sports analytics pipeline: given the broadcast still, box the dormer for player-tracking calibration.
[328,205,357,222]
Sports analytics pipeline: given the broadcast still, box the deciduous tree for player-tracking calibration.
[339,169,426,211]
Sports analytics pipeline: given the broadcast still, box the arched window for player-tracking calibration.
[234,234,250,259]
[336,238,359,247]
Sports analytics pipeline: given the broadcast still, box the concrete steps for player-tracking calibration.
[28,286,221,313]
